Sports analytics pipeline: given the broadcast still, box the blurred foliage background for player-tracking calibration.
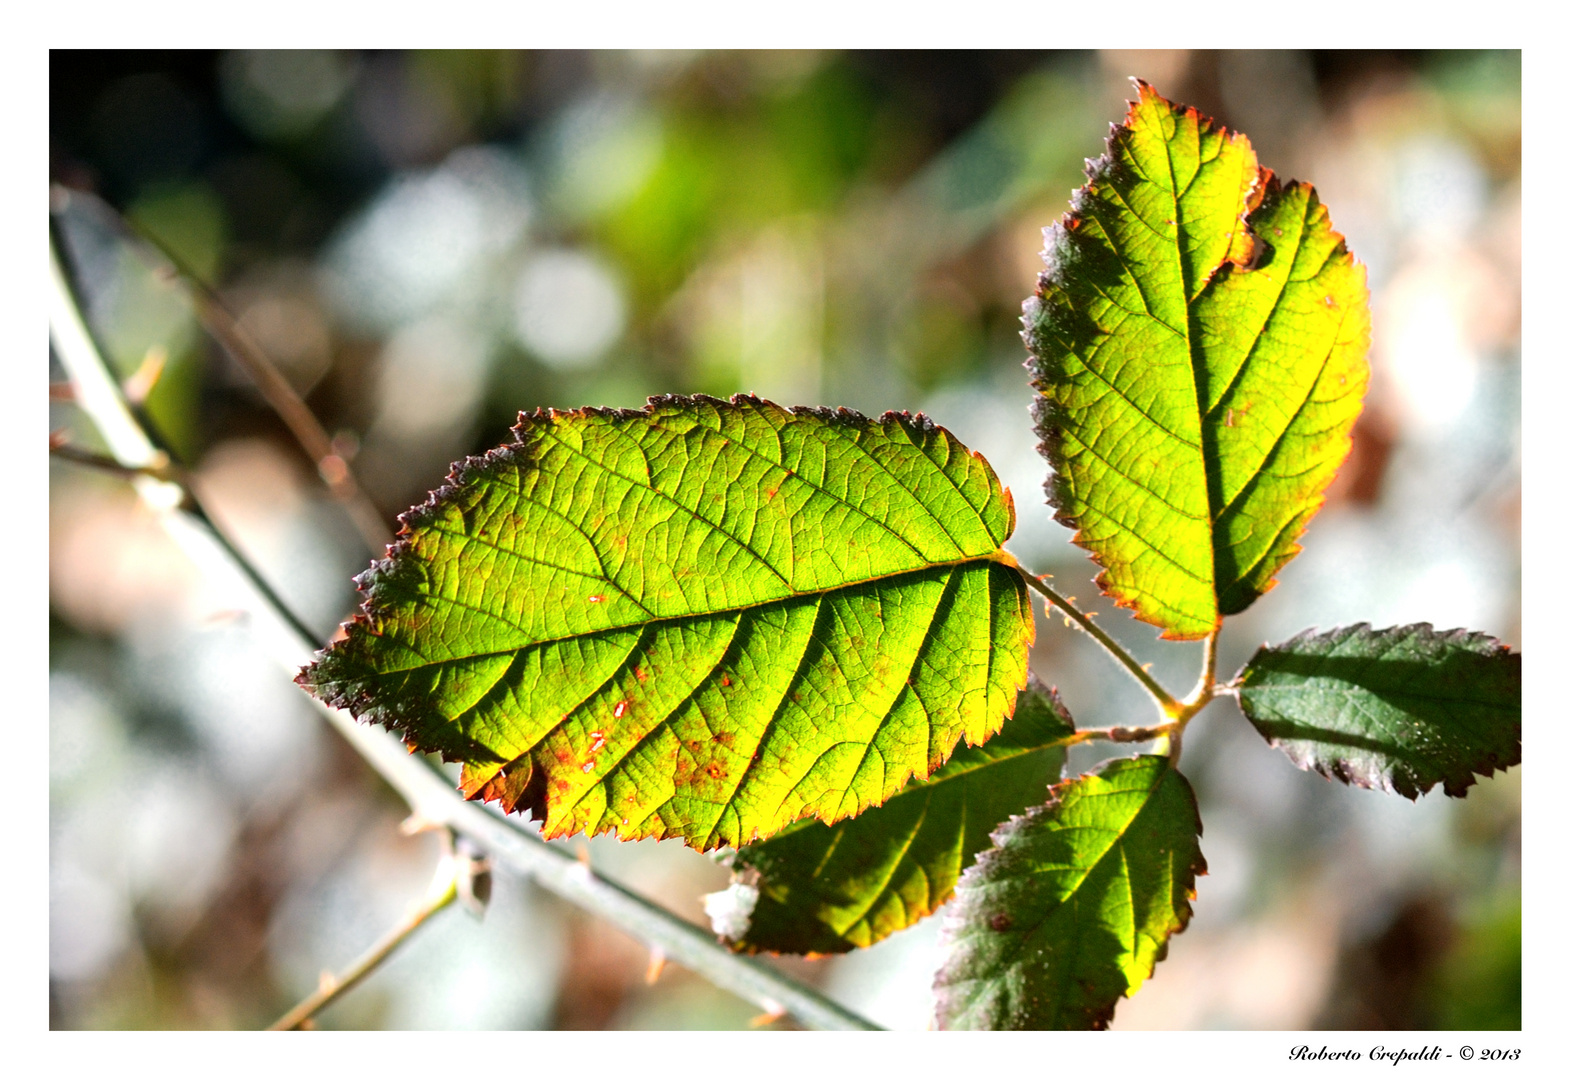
[49,49,1520,1030]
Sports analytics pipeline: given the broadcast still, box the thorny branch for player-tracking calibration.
[49,234,881,1033]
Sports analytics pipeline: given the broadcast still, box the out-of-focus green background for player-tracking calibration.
[49,49,1520,1030]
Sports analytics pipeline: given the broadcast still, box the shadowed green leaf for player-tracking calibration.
[932,755,1204,1030]
[1023,81,1370,639]
[1236,622,1520,799]
[299,394,1032,851]
[718,677,1075,955]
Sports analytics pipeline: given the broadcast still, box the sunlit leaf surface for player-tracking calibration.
[1237,622,1520,799]
[932,755,1204,1030]
[1023,81,1370,639]
[301,394,1032,850]
[722,678,1073,955]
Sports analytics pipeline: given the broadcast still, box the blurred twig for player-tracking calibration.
[268,849,461,1031]
[50,184,394,556]
[49,235,881,1034]
[50,438,178,483]
[49,241,322,649]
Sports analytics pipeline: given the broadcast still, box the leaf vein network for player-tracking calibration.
[536,423,795,590]
[1210,305,1349,524]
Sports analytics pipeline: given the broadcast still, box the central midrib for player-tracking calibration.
[373,550,1020,676]
[1157,123,1220,627]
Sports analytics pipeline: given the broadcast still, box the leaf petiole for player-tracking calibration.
[1007,558,1183,717]
[1157,628,1222,764]
[1063,722,1180,746]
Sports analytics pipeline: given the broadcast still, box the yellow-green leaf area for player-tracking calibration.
[932,755,1204,1030]
[1024,82,1370,639]
[299,395,1032,851]
[722,678,1073,955]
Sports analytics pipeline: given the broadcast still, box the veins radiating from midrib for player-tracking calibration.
[535,423,796,590]
[697,592,829,850]
[834,794,930,933]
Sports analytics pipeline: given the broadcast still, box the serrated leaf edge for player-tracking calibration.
[1235,620,1521,799]
[1022,81,1369,640]
[725,675,1075,956]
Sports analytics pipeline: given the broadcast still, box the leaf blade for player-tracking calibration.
[720,678,1076,955]
[300,395,1033,850]
[1236,622,1521,799]
[1023,81,1370,638]
[931,754,1205,1030]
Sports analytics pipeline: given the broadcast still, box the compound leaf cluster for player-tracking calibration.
[296,83,1520,1034]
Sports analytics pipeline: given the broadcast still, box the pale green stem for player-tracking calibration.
[1063,722,1179,747]
[1010,562,1184,717]
[1156,628,1223,764]
[268,859,460,1031]
[51,235,882,1034]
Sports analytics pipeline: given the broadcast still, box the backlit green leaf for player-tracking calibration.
[932,755,1204,1030]
[299,395,1032,851]
[1023,81,1370,639]
[1236,622,1520,799]
[719,677,1074,955]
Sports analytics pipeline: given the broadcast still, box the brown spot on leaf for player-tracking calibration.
[990,913,1012,932]
[472,758,544,816]
[613,700,629,719]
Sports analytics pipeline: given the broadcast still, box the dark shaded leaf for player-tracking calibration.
[1236,622,1520,798]
[932,754,1204,1030]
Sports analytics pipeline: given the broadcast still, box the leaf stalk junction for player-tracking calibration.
[1013,563,1220,760]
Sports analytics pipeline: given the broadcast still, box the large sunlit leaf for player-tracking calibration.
[717,678,1074,955]
[1022,81,1371,640]
[1236,622,1521,799]
[932,755,1204,1030]
[300,395,1032,851]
